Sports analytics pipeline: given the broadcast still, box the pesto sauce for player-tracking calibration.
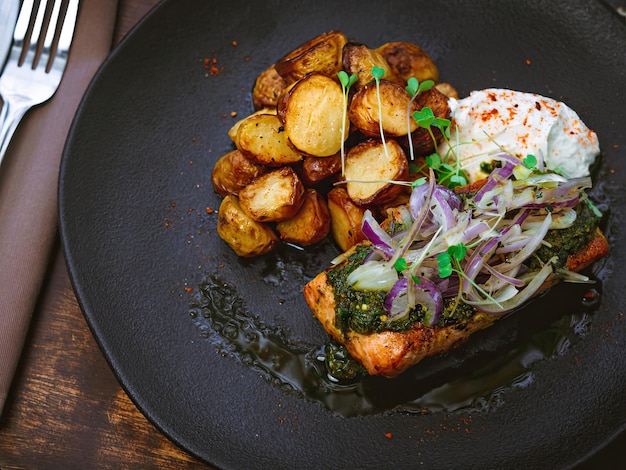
[529,202,600,269]
[327,245,472,334]
[324,341,366,380]
[327,245,421,334]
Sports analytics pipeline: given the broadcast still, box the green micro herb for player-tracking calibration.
[405,77,434,161]
[412,107,467,189]
[394,257,408,272]
[424,152,468,189]
[338,71,358,176]
[371,66,391,161]
[437,242,502,310]
[523,154,538,169]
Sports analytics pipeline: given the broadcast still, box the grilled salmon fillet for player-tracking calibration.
[303,228,608,378]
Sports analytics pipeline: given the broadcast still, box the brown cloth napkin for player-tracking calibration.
[0,0,120,416]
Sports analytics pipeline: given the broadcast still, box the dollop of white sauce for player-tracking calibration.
[438,88,600,182]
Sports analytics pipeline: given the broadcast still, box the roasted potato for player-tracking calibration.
[376,41,439,84]
[277,72,348,157]
[342,43,400,90]
[252,64,287,110]
[327,187,367,251]
[344,138,408,206]
[301,153,343,186]
[217,195,279,257]
[235,113,303,166]
[238,166,306,222]
[211,149,266,197]
[276,188,331,246]
[348,79,418,137]
[407,87,451,156]
[228,107,277,143]
[274,30,348,85]
[435,82,459,99]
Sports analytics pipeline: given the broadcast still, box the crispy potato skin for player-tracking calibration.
[217,195,279,257]
[275,30,348,84]
[252,65,287,110]
[435,82,459,99]
[239,166,305,222]
[276,188,331,245]
[344,138,409,206]
[376,41,439,84]
[211,149,266,197]
[277,72,348,157]
[327,187,367,251]
[342,43,400,89]
[301,153,342,186]
[349,79,418,137]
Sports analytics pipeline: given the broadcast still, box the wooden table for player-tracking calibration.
[0,1,623,468]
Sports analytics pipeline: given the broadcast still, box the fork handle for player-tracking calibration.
[0,98,31,167]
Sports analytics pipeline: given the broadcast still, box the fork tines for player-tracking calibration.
[13,0,79,72]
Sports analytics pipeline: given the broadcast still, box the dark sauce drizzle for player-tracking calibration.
[190,272,603,418]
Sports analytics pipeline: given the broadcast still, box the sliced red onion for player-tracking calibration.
[384,276,443,326]
[431,189,457,231]
[492,212,553,273]
[464,257,556,315]
[483,263,525,289]
[474,162,515,204]
[361,210,394,259]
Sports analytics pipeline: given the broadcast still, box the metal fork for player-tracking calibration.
[0,0,79,161]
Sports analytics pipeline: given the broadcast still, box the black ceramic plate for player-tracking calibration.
[59,1,626,468]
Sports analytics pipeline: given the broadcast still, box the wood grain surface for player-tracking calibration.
[0,1,623,469]
[0,1,210,468]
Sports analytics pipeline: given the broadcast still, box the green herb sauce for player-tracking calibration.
[327,245,421,334]
[529,202,600,269]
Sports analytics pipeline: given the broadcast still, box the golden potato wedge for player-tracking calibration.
[252,64,287,110]
[211,149,267,197]
[407,87,451,156]
[344,138,408,206]
[435,82,459,99]
[235,113,302,166]
[348,79,418,138]
[376,41,439,84]
[301,153,343,186]
[277,72,348,157]
[274,30,348,84]
[327,187,367,251]
[276,188,331,246]
[228,107,277,143]
[342,43,400,90]
[217,195,279,257]
[238,166,306,222]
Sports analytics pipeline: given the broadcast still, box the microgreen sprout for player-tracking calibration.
[514,153,540,180]
[371,65,390,161]
[523,154,538,169]
[405,77,435,161]
[411,107,467,189]
[394,257,408,272]
[405,77,434,97]
[424,153,468,188]
[437,242,503,309]
[585,198,603,218]
[338,71,358,176]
